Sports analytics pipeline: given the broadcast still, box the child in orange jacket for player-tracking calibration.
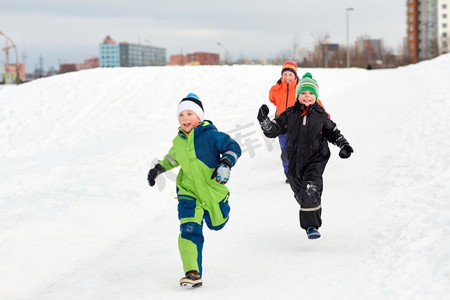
[269,61,299,117]
[268,61,299,183]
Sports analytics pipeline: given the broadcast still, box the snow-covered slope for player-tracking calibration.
[1,56,449,299]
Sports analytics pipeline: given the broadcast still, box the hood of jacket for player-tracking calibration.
[178,120,216,139]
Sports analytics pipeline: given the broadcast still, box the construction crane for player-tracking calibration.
[0,30,20,84]
[3,41,15,67]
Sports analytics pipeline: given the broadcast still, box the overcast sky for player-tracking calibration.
[1,0,406,72]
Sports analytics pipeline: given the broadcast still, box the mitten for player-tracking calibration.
[257,104,269,122]
[339,144,354,159]
[257,104,273,131]
[147,164,165,187]
[211,159,232,184]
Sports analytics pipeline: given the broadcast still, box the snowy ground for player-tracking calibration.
[1,56,449,300]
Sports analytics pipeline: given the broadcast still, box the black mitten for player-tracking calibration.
[339,144,354,159]
[257,104,269,122]
[147,164,165,186]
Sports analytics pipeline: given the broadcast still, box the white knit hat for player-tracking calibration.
[176,93,204,121]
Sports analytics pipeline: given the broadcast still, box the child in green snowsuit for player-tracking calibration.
[147,93,241,288]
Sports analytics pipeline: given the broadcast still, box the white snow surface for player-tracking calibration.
[1,56,450,300]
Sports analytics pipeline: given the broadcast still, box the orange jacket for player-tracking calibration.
[269,78,298,116]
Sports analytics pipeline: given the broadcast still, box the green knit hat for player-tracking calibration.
[296,72,319,99]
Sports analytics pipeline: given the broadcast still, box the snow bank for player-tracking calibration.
[1,56,449,299]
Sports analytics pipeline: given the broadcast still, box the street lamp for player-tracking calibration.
[0,30,20,84]
[217,42,230,65]
[346,8,354,68]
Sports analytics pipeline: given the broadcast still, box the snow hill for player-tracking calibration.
[1,56,449,300]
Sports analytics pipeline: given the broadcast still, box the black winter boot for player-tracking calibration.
[306,227,321,239]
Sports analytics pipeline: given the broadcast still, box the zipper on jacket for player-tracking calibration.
[285,82,289,111]
[301,105,309,125]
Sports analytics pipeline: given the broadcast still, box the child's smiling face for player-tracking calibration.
[178,109,201,133]
[282,71,296,85]
[298,91,317,107]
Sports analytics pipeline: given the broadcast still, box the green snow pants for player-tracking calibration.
[177,192,230,276]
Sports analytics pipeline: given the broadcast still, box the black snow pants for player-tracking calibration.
[287,159,328,230]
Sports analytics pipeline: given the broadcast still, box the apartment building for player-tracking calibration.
[407,0,450,61]
[438,0,450,54]
[99,36,166,67]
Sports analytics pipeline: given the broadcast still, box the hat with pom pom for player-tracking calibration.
[281,60,298,76]
[296,72,319,99]
[177,93,204,121]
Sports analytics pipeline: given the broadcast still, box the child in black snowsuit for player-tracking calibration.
[257,72,354,239]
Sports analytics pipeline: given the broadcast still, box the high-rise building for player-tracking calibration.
[99,36,166,67]
[407,0,420,60]
[438,0,450,54]
[407,0,449,61]
[356,37,383,63]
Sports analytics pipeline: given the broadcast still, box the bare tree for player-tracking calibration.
[275,35,301,64]
[291,35,300,61]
